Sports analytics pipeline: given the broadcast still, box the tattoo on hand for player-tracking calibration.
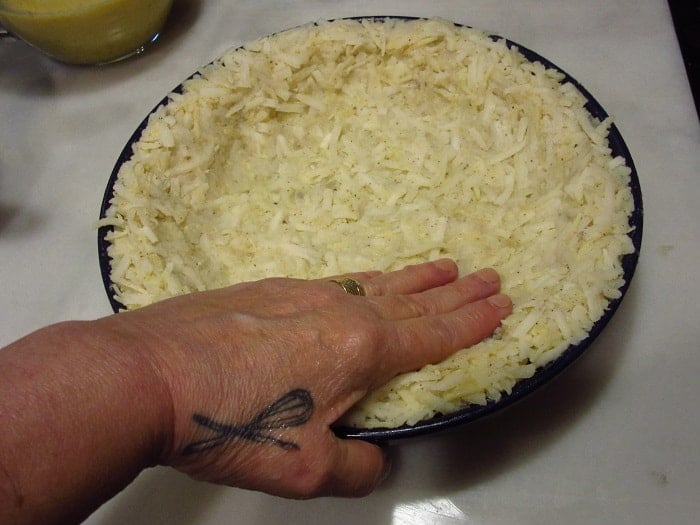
[182,389,314,455]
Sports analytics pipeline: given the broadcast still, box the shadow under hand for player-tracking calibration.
[97,467,226,525]
[386,277,641,497]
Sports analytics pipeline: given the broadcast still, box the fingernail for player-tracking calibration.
[487,294,512,309]
[475,267,500,284]
[378,449,392,484]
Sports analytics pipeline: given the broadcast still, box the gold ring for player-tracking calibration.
[331,277,366,296]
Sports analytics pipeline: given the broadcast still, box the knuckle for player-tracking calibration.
[343,318,385,354]
[325,316,387,374]
[313,282,344,303]
[297,474,330,499]
[467,301,499,328]
[398,295,433,316]
[430,317,462,349]
[454,303,500,345]
[291,455,334,498]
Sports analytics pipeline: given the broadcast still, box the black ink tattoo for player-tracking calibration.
[182,389,314,455]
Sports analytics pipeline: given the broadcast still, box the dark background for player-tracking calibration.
[668,0,700,119]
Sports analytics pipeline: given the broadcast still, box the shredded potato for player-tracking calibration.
[103,18,635,428]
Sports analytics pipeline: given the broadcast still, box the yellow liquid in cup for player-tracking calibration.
[0,0,174,64]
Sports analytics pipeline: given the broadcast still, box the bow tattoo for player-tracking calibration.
[182,389,314,455]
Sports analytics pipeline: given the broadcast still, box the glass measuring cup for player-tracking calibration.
[0,0,174,65]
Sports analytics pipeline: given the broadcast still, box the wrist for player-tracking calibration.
[0,319,174,524]
[85,316,175,466]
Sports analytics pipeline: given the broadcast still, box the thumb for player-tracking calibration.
[325,438,391,497]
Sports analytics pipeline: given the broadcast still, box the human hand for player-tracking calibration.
[102,259,512,498]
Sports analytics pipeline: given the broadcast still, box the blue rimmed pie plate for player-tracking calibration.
[98,17,643,441]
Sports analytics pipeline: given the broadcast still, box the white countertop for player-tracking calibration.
[2,1,699,524]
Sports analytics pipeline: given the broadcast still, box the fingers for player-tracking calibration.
[371,267,503,321]
[321,259,506,324]
[321,259,458,297]
[387,294,513,376]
